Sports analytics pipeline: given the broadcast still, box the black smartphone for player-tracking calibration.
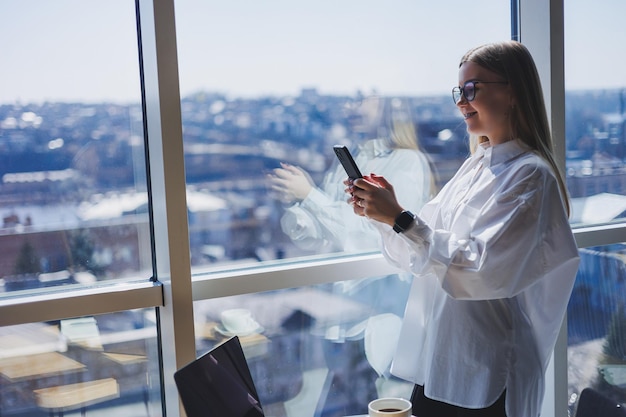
[333,145,363,179]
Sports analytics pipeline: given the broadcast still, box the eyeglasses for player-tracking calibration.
[452,80,509,104]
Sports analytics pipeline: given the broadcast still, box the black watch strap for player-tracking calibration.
[393,210,415,233]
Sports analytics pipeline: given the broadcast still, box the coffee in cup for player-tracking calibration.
[368,397,412,417]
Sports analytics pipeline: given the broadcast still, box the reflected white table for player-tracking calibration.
[0,323,66,359]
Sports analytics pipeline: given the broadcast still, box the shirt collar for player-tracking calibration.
[477,139,528,168]
[358,138,392,159]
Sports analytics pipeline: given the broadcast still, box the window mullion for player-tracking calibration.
[137,0,195,416]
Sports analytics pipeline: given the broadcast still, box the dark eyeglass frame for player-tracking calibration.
[452,80,509,104]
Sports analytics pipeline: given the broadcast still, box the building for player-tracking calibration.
[1,1,625,416]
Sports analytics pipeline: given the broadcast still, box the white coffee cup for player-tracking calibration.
[368,397,412,417]
[220,308,257,333]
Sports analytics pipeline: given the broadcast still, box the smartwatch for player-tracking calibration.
[393,210,415,233]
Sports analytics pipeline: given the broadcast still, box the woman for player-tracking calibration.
[347,41,579,417]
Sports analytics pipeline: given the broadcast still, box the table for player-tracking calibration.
[102,352,147,365]
[33,377,119,414]
[0,351,85,382]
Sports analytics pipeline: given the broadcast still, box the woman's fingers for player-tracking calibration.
[268,175,287,189]
[369,173,393,190]
[351,186,370,201]
[281,163,302,175]
[353,177,376,190]
[350,197,366,216]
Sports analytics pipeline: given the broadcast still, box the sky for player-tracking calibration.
[0,0,624,105]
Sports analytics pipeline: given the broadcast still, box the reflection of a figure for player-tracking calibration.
[268,96,436,410]
[269,96,435,253]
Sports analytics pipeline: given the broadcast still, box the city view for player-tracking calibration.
[1,86,626,416]
[2,0,626,415]
[0,88,625,285]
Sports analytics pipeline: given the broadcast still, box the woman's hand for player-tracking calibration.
[268,163,315,204]
[345,174,404,226]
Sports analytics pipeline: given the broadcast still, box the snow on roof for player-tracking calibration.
[78,190,227,221]
[570,193,626,225]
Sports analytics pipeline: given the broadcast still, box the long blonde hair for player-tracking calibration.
[379,97,438,196]
[460,41,570,215]
[378,97,419,150]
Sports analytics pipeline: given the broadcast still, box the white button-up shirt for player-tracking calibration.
[281,138,432,252]
[376,139,580,417]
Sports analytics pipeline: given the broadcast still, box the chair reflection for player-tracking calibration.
[283,367,332,417]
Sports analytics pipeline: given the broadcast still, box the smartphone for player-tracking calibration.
[333,145,363,179]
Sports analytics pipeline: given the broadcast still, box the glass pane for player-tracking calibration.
[194,274,415,417]
[565,1,626,227]
[175,0,510,271]
[179,2,510,415]
[0,1,151,296]
[0,310,161,416]
[567,244,626,414]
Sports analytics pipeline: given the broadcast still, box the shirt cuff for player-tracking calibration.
[398,214,431,245]
[300,187,333,211]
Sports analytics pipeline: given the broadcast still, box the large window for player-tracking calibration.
[564,0,626,415]
[174,0,510,269]
[0,1,151,297]
[567,245,626,414]
[0,311,162,416]
[0,1,160,415]
[2,1,624,416]
[175,1,510,416]
[564,0,626,227]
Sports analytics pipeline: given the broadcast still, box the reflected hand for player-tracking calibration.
[347,174,403,226]
[268,163,315,204]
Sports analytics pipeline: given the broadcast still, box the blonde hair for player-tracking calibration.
[379,97,420,150]
[378,97,438,197]
[460,41,570,215]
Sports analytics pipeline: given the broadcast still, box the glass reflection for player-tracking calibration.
[268,96,435,254]
[568,244,626,415]
[174,0,503,271]
[194,276,416,417]
[0,309,161,416]
[0,1,150,295]
[180,92,466,270]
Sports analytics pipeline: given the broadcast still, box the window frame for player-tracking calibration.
[1,1,625,417]
[519,1,626,415]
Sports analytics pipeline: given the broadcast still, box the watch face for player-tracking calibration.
[394,211,414,233]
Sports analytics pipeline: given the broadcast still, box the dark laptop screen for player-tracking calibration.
[174,336,264,417]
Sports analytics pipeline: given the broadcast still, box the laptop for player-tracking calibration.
[174,336,265,417]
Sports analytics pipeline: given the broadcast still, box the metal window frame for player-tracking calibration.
[517,1,626,416]
[1,1,625,417]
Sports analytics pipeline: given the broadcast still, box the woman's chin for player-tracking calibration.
[465,125,482,136]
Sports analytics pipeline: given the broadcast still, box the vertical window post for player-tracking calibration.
[137,0,195,415]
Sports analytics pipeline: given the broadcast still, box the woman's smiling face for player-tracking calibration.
[457,61,512,145]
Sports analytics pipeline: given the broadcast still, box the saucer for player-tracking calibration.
[215,323,264,337]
